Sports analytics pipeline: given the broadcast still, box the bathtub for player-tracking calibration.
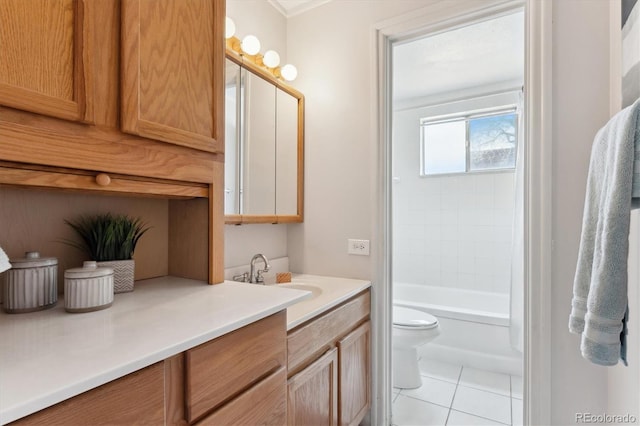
[394,282,523,376]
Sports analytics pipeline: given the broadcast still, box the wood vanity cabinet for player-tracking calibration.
[287,290,371,426]
[10,312,287,426]
[1,0,224,151]
[184,311,286,423]
[287,347,339,426]
[0,0,226,283]
[10,362,166,425]
[0,0,93,124]
[121,0,224,153]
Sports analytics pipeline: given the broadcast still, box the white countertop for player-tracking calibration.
[279,274,371,330]
[0,276,310,425]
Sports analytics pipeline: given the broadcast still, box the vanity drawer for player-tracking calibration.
[287,291,370,374]
[185,311,287,422]
[10,362,165,425]
[196,368,287,426]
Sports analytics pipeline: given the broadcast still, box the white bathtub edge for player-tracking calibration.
[394,299,510,327]
[419,343,523,376]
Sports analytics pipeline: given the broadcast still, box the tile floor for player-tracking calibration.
[392,358,523,426]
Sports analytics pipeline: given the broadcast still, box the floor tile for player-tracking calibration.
[418,358,463,383]
[512,398,523,426]
[511,376,523,399]
[459,367,511,396]
[452,386,511,424]
[402,376,457,408]
[447,410,506,425]
[393,394,449,426]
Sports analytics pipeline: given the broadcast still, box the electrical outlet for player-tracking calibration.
[348,239,370,256]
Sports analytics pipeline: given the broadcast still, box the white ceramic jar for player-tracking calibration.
[3,251,58,313]
[64,261,114,313]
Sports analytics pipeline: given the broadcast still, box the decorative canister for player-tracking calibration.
[3,251,58,314]
[64,261,114,313]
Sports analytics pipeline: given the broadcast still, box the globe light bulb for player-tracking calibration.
[263,50,280,68]
[241,35,261,55]
[280,64,298,81]
[225,17,235,39]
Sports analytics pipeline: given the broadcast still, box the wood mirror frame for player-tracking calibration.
[224,48,304,225]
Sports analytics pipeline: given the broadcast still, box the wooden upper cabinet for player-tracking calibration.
[121,0,224,153]
[0,0,93,123]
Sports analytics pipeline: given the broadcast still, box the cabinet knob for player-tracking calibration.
[95,173,111,186]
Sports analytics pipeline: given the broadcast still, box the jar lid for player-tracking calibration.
[65,261,114,279]
[10,251,58,268]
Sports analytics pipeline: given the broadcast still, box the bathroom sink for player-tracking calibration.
[278,283,323,300]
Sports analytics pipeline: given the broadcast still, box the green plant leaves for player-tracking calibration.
[63,214,150,261]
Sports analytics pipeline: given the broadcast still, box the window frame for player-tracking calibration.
[419,106,519,177]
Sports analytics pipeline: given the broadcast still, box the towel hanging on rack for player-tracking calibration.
[569,98,640,366]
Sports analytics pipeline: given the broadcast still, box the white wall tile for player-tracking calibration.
[441,255,459,271]
[440,225,459,242]
[441,209,459,226]
[441,241,459,256]
[392,105,517,294]
[441,193,460,210]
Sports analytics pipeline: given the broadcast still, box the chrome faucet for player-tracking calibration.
[250,253,270,284]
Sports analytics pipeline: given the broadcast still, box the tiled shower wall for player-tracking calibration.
[393,100,517,295]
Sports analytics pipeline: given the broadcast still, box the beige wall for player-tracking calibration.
[551,0,611,422]
[286,0,427,279]
[607,0,640,420]
[0,187,169,292]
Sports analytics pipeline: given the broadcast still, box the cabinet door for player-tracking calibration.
[287,348,338,426]
[121,0,224,153]
[0,0,93,123]
[338,321,371,426]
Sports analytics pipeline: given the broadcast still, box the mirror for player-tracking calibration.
[225,51,304,224]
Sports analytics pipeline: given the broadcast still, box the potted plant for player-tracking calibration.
[64,213,150,293]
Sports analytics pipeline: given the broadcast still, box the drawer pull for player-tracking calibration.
[95,173,111,186]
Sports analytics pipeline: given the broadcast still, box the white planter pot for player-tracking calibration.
[97,260,135,293]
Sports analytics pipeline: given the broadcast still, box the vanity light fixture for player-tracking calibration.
[241,35,261,56]
[280,64,298,82]
[226,16,298,82]
[225,17,236,39]
[263,50,280,68]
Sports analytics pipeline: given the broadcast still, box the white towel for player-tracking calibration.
[569,98,640,366]
[0,246,11,273]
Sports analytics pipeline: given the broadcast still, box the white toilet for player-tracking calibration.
[392,305,440,389]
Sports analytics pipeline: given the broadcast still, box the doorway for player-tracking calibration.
[371,1,553,425]
[390,10,524,426]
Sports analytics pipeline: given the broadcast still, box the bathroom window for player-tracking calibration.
[420,109,517,176]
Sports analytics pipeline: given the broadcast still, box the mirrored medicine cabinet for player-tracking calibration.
[225,50,304,224]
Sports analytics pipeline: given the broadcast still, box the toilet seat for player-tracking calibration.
[393,306,438,330]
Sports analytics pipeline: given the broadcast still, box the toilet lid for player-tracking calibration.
[393,306,438,330]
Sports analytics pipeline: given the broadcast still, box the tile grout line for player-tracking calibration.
[449,408,512,426]
[455,382,513,398]
[444,365,465,425]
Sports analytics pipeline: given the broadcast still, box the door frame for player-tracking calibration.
[370,0,552,424]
